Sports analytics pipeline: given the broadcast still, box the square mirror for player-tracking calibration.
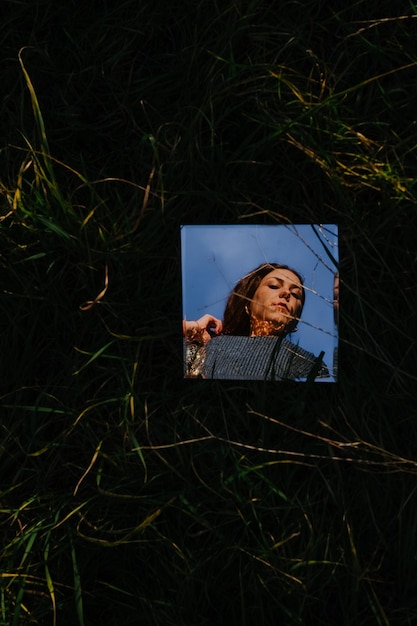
[182,224,339,382]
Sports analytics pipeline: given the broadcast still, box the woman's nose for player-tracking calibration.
[279,287,290,300]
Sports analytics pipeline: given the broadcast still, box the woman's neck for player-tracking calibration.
[249,317,285,337]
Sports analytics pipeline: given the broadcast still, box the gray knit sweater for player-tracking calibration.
[185,335,328,381]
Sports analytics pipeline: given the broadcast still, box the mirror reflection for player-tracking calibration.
[182,224,339,382]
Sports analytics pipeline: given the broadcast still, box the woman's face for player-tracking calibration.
[250,268,303,334]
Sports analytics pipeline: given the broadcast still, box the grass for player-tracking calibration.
[1,1,417,624]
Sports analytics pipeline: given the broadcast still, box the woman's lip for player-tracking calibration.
[273,303,288,311]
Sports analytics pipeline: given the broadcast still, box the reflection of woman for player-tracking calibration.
[184,263,328,381]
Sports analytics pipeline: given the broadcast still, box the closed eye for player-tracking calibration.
[267,284,301,298]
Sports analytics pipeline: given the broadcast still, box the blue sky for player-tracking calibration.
[181,224,339,381]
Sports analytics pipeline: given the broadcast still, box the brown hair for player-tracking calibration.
[222,263,305,336]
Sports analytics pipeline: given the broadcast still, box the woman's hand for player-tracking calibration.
[183,314,223,344]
